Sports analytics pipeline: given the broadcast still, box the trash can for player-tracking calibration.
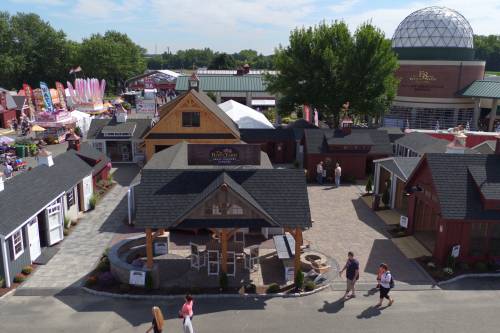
[372,194,381,211]
[15,145,26,158]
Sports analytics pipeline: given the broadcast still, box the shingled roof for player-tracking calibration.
[0,151,93,235]
[423,154,500,220]
[134,169,311,229]
[87,118,151,140]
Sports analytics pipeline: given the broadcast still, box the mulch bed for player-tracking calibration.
[0,264,37,297]
[415,256,499,282]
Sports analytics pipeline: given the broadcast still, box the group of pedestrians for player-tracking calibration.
[146,294,195,333]
[339,252,395,307]
[316,161,342,187]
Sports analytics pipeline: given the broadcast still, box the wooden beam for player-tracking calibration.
[221,229,228,273]
[294,228,303,277]
[227,228,239,240]
[158,228,165,235]
[284,227,296,238]
[146,228,154,269]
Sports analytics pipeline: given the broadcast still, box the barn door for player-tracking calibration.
[46,200,63,245]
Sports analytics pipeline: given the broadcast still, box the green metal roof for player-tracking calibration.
[175,75,268,92]
[460,80,500,98]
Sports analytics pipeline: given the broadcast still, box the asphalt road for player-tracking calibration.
[1,278,500,333]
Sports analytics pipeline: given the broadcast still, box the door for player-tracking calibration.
[47,200,63,245]
[82,175,93,211]
[28,218,41,260]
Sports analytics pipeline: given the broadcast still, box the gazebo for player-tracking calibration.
[129,142,312,281]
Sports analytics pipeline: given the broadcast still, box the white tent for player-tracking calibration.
[218,100,274,129]
[70,110,92,137]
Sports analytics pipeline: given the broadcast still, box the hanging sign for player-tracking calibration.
[129,270,146,286]
[40,82,55,113]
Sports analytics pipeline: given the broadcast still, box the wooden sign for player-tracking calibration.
[188,144,261,165]
[129,270,146,286]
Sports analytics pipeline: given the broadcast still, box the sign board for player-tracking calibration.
[154,242,168,255]
[129,270,146,286]
[451,245,460,258]
[285,267,295,282]
[40,81,55,113]
[187,144,261,166]
[144,77,156,89]
[400,216,408,229]
[137,100,156,113]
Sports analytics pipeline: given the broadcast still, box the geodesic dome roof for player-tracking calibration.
[392,7,474,49]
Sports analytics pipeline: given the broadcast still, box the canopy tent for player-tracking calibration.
[218,100,274,129]
[70,110,92,137]
[0,136,15,144]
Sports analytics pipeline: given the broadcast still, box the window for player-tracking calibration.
[67,189,75,208]
[182,112,200,127]
[12,229,24,259]
[227,204,243,215]
[211,204,222,215]
[93,142,104,152]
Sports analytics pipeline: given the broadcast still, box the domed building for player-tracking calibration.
[385,7,487,130]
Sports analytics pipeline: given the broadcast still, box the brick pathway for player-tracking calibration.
[17,166,139,295]
[304,184,433,288]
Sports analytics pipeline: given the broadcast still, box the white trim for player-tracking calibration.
[11,229,24,260]
[4,192,65,239]
[0,235,11,288]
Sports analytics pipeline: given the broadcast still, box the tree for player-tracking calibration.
[0,12,73,89]
[267,21,399,126]
[208,52,236,70]
[474,35,500,72]
[78,31,146,93]
[365,175,373,194]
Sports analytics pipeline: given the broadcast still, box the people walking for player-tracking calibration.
[376,264,384,289]
[179,294,195,333]
[334,162,342,187]
[146,306,164,333]
[339,251,359,300]
[316,161,324,185]
[376,263,394,307]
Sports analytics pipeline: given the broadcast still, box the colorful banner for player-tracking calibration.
[0,91,6,110]
[23,84,36,115]
[303,105,311,122]
[33,89,45,113]
[40,82,55,113]
[55,82,67,110]
[144,77,155,89]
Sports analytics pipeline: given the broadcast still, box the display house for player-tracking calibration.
[0,148,96,288]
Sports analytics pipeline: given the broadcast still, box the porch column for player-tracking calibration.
[390,173,397,209]
[146,228,154,269]
[472,98,481,130]
[221,229,228,273]
[488,98,498,132]
[374,163,381,194]
[294,228,303,277]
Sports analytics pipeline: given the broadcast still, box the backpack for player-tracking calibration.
[389,273,395,289]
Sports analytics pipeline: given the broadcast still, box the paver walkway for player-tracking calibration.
[304,184,434,289]
[17,166,138,295]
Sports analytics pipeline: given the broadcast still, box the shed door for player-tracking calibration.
[47,201,63,245]
[28,218,41,260]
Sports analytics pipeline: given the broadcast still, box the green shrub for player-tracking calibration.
[13,274,25,283]
[475,262,488,272]
[21,266,33,275]
[304,280,316,292]
[107,173,114,185]
[63,229,70,236]
[292,160,300,169]
[122,102,131,111]
[145,271,153,290]
[97,257,110,272]
[458,262,470,271]
[447,255,456,270]
[64,217,71,229]
[365,175,373,194]
[0,276,4,288]
[89,193,99,210]
[244,283,256,294]
[103,248,110,258]
[219,272,228,291]
[294,269,304,290]
[266,283,280,294]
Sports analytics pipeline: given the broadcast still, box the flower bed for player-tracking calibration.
[0,264,37,297]
[416,256,500,282]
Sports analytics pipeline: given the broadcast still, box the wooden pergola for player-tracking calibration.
[144,226,304,278]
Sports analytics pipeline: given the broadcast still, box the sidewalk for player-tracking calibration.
[17,180,129,295]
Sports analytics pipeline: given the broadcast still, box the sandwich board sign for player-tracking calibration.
[400,216,409,229]
[451,245,460,258]
[129,270,146,286]
[154,242,168,255]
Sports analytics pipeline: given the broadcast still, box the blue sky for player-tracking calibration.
[1,0,499,55]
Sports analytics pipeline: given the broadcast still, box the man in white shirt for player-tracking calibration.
[334,162,341,187]
[316,161,324,185]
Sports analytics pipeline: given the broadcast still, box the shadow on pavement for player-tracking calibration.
[356,305,383,319]
[112,164,141,186]
[318,297,345,314]
[439,277,500,291]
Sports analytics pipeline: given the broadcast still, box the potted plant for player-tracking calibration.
[365,175,373,195]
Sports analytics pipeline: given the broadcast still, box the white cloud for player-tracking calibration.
[330,0,359,14]
[8,0,65,5]
[72,0,144,20]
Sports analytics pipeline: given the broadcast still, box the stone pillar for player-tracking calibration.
[473,98,481,131]
[215,92,222,104]
[488,98,498,132]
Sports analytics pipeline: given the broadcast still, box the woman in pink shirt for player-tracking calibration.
[180,294,194,320]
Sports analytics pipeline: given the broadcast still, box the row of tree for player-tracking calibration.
[474,35,500,72]
[146,49,274,70]
[0,12,146,93]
